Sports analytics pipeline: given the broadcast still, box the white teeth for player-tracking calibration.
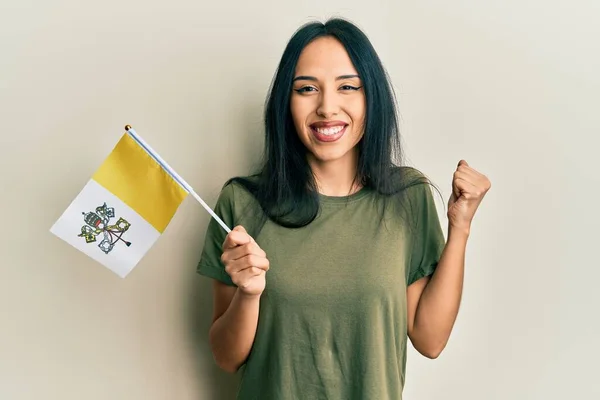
[314,126,344,135]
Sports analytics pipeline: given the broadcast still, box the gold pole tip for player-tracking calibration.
[124,125,132,131]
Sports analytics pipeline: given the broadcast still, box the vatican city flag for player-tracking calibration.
[50,126,222,278]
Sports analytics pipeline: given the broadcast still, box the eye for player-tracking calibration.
[294,86,318,93]
[340,85,361,91]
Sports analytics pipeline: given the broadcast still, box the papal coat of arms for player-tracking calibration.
[78,202,132,254]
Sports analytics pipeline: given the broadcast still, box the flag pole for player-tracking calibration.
[124,125,231,234]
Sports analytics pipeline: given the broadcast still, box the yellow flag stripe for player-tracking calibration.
[92,133,187,233]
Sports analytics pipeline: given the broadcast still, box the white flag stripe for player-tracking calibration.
[50,179,160,277]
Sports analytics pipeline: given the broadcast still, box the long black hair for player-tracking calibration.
[228,17,439,234]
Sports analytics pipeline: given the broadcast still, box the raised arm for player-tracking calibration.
[407,160,490,358]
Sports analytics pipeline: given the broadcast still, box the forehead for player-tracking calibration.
[295,36,358,76]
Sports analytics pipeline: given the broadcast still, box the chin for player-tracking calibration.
[308,147,355,164]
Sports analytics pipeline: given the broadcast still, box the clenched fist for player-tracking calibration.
[447,160,491,234]
[220,225,270,297]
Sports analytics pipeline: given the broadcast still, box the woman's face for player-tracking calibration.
[290,36,366,166]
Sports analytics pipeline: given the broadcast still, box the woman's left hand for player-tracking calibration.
[447,160,491,234]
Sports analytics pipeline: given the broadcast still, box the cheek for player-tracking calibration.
[345,93,365,115]
[290,98,313,129]
[290,98,301,121]
[349,102,366,130]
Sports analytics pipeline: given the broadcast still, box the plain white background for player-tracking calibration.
[1,1,598,399]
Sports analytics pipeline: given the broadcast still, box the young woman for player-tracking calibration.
[197,18,491,400]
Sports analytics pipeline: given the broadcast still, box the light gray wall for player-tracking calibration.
[1,1,598,399]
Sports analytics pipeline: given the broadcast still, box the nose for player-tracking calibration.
[316,89,340,119]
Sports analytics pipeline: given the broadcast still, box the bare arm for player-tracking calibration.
[407,160,490,358]
[207,225,269,373]
[209,282,261,373]
[406,224,468,359]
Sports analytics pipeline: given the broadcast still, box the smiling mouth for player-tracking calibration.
[312,125,345,135]
[309,123,348,142]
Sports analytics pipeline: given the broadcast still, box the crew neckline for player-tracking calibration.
[317,185,372,205]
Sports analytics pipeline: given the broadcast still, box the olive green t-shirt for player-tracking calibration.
[197,169,446,400]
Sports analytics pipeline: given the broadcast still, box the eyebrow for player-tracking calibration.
[293,74,360,82]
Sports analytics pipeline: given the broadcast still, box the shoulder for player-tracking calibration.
[381,165,436,205]
[382,165,440,225]
[214,175,264,234]
[215,175,260,208]
[390,165,432,188]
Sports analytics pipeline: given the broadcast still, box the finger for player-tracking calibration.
[453,170,472,185]
[457,162,486,179]
[458,167,483,182]
[232,267,264,288]
[222,229,252,250]
[240,254,270,272]
[228,262,267,283]
[454,169,489,192]
[235,225,258,244]
[453,178,481,199]
[225,254,270,275]
[237,226,258,245]
[453,176,475,189]
[231,241,266,260]
[222,241,266,264]
[454,168,485,184]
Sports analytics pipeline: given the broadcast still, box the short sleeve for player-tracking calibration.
[196,183,237,286]
[406,182,446,286]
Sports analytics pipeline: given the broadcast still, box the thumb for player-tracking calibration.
[233,225,255,243]
[233,225,247,233]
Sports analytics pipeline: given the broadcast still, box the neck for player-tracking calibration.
[308,150,362,196]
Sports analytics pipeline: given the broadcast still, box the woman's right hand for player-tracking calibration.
[220,225,270,297]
